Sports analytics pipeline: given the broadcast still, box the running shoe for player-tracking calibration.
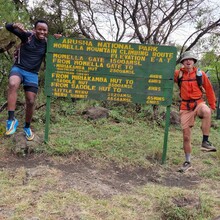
[23,127,35,141]
[5,118,19,135]
[178,161,192,173]
[201,141,216,152]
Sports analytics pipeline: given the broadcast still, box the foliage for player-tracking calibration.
[0,0,30,96]
[200,51,220,85]
[0,0,29,27]
[0,0,30,49]
[28,0,78,36]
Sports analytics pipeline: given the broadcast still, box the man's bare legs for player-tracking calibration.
[183,127,192,155]
[7,75,21,113]
[197,104,211,135]
[5,75,21,135]
[197,104,216,151]
[183,127,192,163]
[6,75,36,140]
[179,127,192,172]
[25,91,36,124]
[23,90,36,140]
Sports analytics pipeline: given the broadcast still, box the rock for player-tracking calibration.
[211,121,219,129]
[170,111,180,125]
[12,132,27,156]
[11,131,43,156]
[82,106,109,120]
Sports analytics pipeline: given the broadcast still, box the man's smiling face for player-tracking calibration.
[182,58,195,70]
[34,22,48,40]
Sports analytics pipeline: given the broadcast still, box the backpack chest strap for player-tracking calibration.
[181,98,202,102]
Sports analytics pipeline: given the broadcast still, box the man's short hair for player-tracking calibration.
[34,20,48,28]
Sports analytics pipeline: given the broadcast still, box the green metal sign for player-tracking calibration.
[44,36,177,163]
[45,36,177,106]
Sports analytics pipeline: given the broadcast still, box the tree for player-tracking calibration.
[200,51,220,92]
[0,0,29,91]
[28,0,78,36]
[66,0,220,56]
[26,0,220,57]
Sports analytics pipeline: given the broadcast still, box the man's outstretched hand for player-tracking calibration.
[53,33,63,39]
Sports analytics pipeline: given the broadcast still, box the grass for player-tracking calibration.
[45,115,164,166]
[0,98,220,219]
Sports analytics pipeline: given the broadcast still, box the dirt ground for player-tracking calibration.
[0,142,201,200]
[0,108,211,200]
[2,132,219,220]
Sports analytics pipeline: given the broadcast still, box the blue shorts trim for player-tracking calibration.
[9,66,38,88]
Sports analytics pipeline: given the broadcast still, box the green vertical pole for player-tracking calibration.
[44,96,51,143]
[162,105,171,164]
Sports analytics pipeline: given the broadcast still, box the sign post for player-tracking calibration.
[44,36,177,163]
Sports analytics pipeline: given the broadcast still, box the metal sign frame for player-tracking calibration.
[44,36,177,163]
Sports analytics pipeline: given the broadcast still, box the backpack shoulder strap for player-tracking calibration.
[196,68,206,94]
[177,70,183,87]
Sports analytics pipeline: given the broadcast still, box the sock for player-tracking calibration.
[8,111,15,120]
[24,122,30,128]
[203,135,208,142]
[185,153,191,162]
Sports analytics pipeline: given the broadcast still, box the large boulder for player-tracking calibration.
[170,110,180,125]
[82,106,109,120]
[11,131,43,156]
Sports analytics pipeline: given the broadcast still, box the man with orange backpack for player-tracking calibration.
[174,51,217,172]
